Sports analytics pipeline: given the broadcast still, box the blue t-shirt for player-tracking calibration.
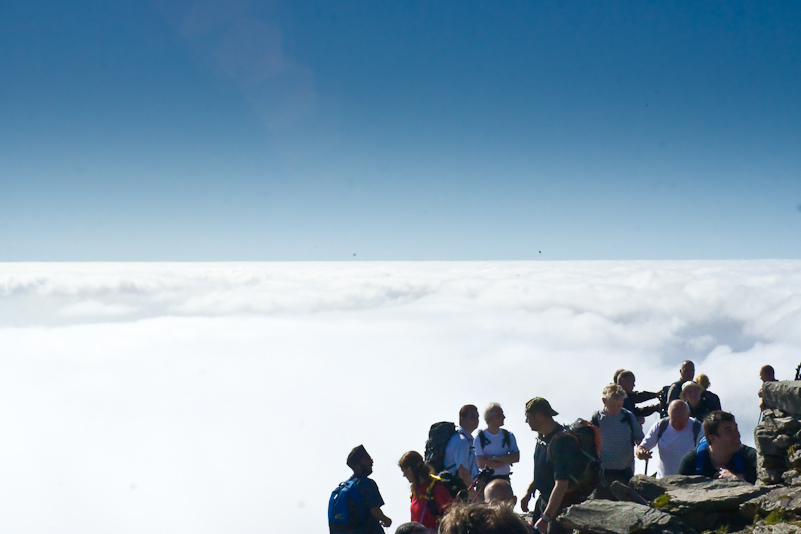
[341,474,385,534]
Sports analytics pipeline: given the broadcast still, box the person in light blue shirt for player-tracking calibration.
[444,405,480,494]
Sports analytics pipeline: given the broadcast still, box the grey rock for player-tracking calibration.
[742,486,801,519]
[609,480,650,505]
[753,524,801,534]
[762,454,791,470]
[761,467,788,486]
[784,470,801,486]
[628,475,688,502]
[559,500,693,534]
[763,382,801,416]
[777,435,795,449]
[789,450,801,469]
[659,477,769,515]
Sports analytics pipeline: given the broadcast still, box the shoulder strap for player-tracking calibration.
[692,419,702,444]
[590,410,600,427]
[695,439,708,475]
[657,418,670,440]
[478,430,489,449]
[502,429,511,449]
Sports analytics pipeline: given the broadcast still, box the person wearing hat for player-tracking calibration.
[521,398,579,534]
[334,445,392,533]
[680,381,716,422]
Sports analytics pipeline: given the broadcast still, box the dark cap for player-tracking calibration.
[347,444,369,468]
[525,397,558,416]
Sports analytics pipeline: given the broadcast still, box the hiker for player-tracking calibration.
[443,405,480,493]
[678,410,758,483]
[484,478,517,508]
[696,373,722,411]
[394,523,428,534]
[439,502,531,534]
[680,381,716,421]
[636,400,704,477]
[398,451,454,531]
[521,398,585,534]
[329,445,392,533]
[666,360,695,405]
[475,403,520,486]
[759,365,777,412]
[615,370,660,424]
[592,383,643,493]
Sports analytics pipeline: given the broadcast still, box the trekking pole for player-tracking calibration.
[644,457,649,477]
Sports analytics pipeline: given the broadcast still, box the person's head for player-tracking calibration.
[697,373,711,390]
[760,365,776,382]
[483,479,517,507]
[394,522,428,534]
[680,360,695,382]
[525,397,558,433]
[612,368,627,385]
[459,404,480,433]
[439,502,530,534]
[398,450,433,487]
[347,445,373,476]
[703,411,741,456]
[484,403,505,428]
[667,399,690,431]
[679,381,703,407]
[616,370,636,394]
[602,383,626,416]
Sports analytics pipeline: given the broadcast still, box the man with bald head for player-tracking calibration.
[484,478,517,508]
[636,400,704,477]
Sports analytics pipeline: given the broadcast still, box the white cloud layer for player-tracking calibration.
[1,261,799,533]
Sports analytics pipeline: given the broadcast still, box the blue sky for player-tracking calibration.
[1,1,800,260]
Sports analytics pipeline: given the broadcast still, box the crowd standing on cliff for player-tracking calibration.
[329,360,770,534]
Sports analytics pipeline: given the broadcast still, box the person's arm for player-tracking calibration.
[520,479,536,513]
[457,465,473,490]
[629,391,659,403]
[480,450,520,468]
[370,507,391,528]
[534,479,568,534]
[677,451,697,476]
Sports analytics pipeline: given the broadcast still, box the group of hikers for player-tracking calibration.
[329,361,779,534]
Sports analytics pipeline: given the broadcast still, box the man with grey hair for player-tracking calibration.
[475,403,520,484]
[636,400,704,477]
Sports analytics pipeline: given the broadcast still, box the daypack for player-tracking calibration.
[420,474,464,518]
[694,437,745,476]
[432,470,468,501]
[547,419,601,499]
[328,478,364,532]
[477,428,511,451]
[656,417,702,445]
[425,422,459,472]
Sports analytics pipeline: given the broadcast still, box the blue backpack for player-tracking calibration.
[694,437,744,475]
[328,478,365,531]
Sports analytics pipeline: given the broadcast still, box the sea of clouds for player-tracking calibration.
[1,261,800,533]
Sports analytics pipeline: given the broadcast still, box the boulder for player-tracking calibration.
[628,474,687,502]
[742,486,801,519]
[753,524,801,534]
[763,382,801,416]
[660,478,769,515]
[558,500,693,534]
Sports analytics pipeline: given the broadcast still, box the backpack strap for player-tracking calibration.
[692,419,702,445]
[695,437,708,475]
[590,411,600,427]
[502,429,511,449]
[477,430,489,450]
[656,418,670,440]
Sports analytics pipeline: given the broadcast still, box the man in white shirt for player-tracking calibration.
[636,400,704,477]
[475,403,520,483]
[444,405,480,492]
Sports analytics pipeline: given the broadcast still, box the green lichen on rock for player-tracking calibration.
[765,509,789,525]
[653,493,671,510]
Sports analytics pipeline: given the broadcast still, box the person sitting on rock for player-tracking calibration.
[591,384,644,496]
[439,502,531,534]
[759,364,777,412]
[679,381,716,422]
[678,410,757,483]
[484,478,517,508]
[615,370,660,424]
[696,373,722,411]
[636,400,704,477]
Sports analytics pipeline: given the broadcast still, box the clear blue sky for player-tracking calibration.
[2,1,799,260]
